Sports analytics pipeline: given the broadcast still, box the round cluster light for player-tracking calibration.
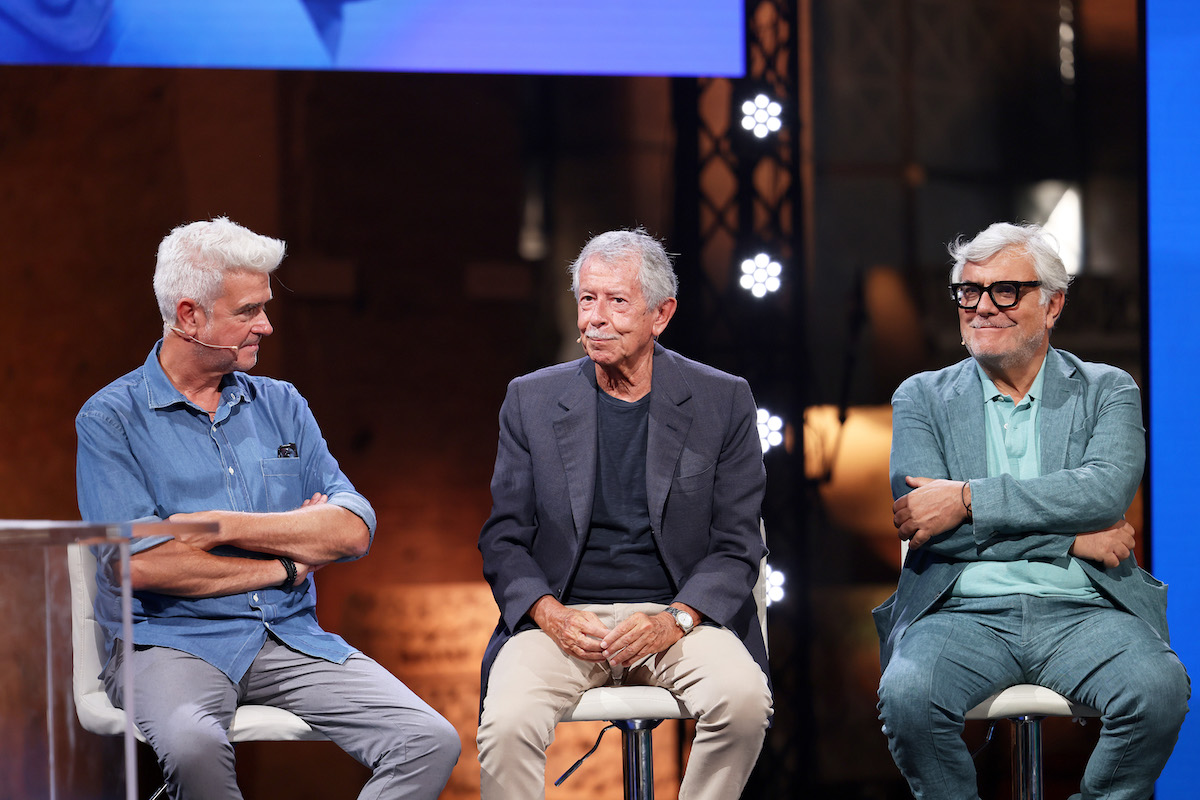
[756,408,784,453]
[739,253,782,297]
[740,93,783,138]
[764,564,786,606]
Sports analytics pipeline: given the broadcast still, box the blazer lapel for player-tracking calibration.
[646,346,693,533]
[1037,348,1080,472]
[947,361,989,480]
[553,363,599,540]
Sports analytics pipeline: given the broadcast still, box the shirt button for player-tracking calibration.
[228,467,235,475]
[253,593,259,602]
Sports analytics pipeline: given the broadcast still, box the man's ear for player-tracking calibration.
[652,297,678,338]
[175,298,204,334]
[1045,291,1066,330]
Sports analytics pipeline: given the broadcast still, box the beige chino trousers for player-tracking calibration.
[478,602,772,800]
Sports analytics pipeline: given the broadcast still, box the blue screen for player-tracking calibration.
[1147,0,1200,796]
[0,0,744,76]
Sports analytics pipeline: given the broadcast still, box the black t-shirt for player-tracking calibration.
[564,390,674,604]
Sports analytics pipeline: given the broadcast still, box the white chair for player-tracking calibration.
[67,543,327,799]
[899,541,1101,800]
[556,523,770,799]
[966,683,1099,800]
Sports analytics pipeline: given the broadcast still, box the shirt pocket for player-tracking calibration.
[261,457,303,512]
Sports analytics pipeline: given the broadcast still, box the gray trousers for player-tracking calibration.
[477,602,773,800]
[103,637,460,800]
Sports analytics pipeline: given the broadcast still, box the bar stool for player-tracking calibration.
[966,683,1100,800]
[558,685,692,799]
[555,521,770,799]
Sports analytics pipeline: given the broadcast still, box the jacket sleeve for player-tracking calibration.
[671,378,767,627]
[889,369,1143,562]
[478,379,555,632]
[969,376,1144,539]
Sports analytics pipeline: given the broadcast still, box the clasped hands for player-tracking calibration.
[894,475,1136,567]
[531,596,686,667]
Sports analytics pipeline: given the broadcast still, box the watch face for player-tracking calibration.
[671,608,694,630]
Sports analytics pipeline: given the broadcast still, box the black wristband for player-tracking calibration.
[276,556,297,589]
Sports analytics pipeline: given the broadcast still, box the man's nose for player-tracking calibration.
[254,311,273,336]
[587,301,610,326]
[974,290,1000,314]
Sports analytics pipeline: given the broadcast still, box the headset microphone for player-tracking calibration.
[169,326,240,352]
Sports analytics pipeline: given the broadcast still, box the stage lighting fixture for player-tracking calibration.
[1058,1,1076,84]
[739,253,783,298]
[739,93,783,138]
[764,564,786,606]
[756,408,785,453]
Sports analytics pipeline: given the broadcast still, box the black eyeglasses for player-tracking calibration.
[948,280,1042,310]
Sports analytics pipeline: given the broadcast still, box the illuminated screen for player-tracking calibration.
[1147,0,1200,796]
[0,0,744,76]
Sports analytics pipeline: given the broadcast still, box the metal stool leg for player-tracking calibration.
[1010,716,1045,800]
[614,718,664,800]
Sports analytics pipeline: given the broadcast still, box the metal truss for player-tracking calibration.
[671,3,814,798]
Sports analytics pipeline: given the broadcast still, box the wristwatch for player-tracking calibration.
[664,606,695,635]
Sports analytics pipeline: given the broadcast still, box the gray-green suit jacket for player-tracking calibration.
[874,347,1170,671]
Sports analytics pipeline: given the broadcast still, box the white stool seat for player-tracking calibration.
[562,686,690,723]
[966,684,1099,721]
[964,684,1101,800]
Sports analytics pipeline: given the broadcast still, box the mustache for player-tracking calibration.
[583,332,619,341]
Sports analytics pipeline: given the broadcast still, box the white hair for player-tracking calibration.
[153,217,285,324]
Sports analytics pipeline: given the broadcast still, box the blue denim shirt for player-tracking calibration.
[75,341,377,682]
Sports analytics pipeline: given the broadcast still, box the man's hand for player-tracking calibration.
[1070,519,1136,568]
[530,596,611,662]
[165,509,229,550]
[893,476,970,548]
[292,559,322,586]
[601,610,686,668]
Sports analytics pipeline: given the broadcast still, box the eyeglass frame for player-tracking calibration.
[947,280,1042,310]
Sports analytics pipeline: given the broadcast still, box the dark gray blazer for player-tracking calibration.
[478,344,768,696]
[874,347,1170,671]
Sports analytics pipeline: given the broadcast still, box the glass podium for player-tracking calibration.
[0,520,215,800]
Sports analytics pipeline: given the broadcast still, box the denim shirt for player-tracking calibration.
[75,341,377,682]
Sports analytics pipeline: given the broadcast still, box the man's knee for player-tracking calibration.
[148,717,236,788]
[699,669,772,735]
[1133,654,1191,734]
[423,713,463,764]
[477,687,556,757]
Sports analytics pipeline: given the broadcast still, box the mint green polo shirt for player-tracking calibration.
[952,357,1100,599]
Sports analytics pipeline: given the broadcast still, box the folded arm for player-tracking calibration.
[167,496,369,565]
[889,371,1144,562]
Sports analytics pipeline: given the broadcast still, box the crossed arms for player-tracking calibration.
[889,366,1145,569]
[76,401,372,600]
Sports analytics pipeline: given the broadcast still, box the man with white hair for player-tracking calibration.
[876,222,1189,799]
[476,228,773,799]
[76,217,459,800]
